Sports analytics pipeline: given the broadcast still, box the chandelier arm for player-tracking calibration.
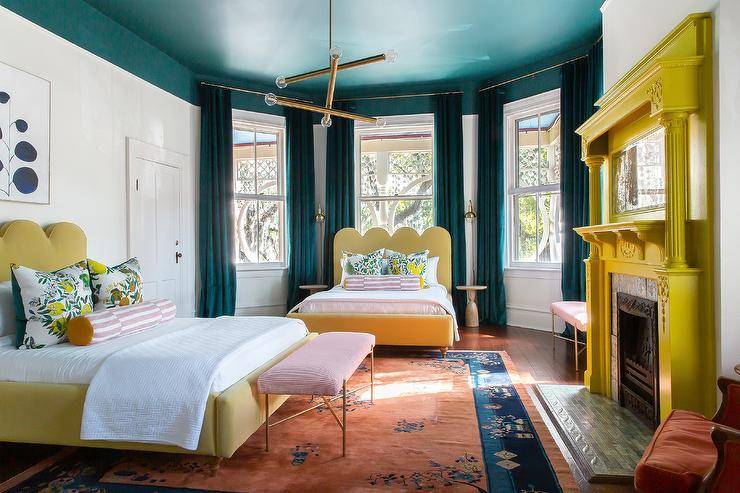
[324,55,340,120]
[271,95,377,124]
[283,54,387,86]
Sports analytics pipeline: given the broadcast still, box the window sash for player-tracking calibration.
[232,121,286,266]
[354,120,435,232]
[503,89,561,269]
[358,194,433,202]
[509,191,561,268]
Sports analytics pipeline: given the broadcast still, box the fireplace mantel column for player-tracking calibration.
[659,112,690,269]
[584,155,606,226]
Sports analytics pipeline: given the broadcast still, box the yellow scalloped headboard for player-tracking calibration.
[333,227,452,291]
[0,220,87,281]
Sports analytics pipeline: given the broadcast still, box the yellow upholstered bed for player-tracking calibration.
[287,227,456,354]
[0,220,314,458]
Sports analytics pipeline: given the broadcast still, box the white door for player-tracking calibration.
[127,139,186,314]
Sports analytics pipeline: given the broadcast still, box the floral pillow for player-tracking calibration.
[11,261,94,349]
[88,257,143,310]
[387,249,430,277]
[342,249,384,276]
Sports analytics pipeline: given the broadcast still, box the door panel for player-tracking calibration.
[129,155,183,314]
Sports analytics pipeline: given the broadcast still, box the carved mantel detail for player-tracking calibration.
[648,78,664,113]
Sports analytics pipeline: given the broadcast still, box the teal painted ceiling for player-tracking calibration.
[83,0,603,96]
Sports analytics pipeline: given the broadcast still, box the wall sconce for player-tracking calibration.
[315,204,326,223]
[464,200,477,221]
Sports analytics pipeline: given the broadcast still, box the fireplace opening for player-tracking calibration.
[616,292,659,427]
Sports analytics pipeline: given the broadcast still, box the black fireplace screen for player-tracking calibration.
[616,292,660,427]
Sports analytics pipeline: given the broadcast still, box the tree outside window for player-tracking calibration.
[356,126,434,234]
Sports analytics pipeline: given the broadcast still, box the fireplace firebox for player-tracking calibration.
[616,293,659,427]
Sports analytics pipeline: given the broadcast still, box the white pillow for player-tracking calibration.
[425,256,440,285]
[0,281,16,338]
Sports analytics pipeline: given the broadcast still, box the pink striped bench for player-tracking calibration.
[257,331,375,457]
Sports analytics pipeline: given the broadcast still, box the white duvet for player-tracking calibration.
[290,284,459,340]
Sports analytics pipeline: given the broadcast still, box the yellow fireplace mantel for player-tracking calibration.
[575,13,715,419]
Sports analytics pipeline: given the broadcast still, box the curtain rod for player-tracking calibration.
[478,53,588,92]
[199,81,315,104]
[335,90,463,102]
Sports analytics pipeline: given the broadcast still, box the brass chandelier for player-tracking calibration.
[264,0,396,127]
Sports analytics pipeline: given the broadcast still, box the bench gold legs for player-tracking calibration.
[265,393,269,451]
[551,313,587,372]
[263,348,374,457]
[342,379,347,457]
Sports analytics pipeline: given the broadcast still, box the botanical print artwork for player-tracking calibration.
[88,257,144,310]
[12,261,93,349]
[0,61,50,203]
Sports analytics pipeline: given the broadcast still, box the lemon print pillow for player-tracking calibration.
[88,257,144,310]
[10,261,94,349]
[387,250,430,278]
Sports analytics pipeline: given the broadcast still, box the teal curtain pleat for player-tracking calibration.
[197,85,236,317]
[323,106,355,285]
[560,40,603,303]
[434,93,466,321]
[476,89,507,325]
[286,108,317,309]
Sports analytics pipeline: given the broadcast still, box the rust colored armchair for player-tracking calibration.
[634,377,740,493]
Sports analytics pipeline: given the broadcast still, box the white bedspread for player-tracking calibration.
[290,284,459,340]
[80,316,307,450]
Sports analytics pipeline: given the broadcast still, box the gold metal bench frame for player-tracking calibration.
[263,347,374,457]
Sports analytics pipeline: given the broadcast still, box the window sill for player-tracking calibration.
[235,264,287,276]
[504,266,562,280]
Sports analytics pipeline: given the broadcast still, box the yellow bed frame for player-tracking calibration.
[287,227,455,355]
[0,220,314,458]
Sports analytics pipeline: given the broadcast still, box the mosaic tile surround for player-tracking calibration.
[611,274,658,402]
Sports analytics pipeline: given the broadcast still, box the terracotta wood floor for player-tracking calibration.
[0,325,637,492]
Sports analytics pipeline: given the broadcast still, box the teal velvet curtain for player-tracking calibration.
[323,106,355,286]
[476,89,507,325]
[434,93,466,321]
[560,40,603,303]
[286,108,317,309]
[197,85,236,317]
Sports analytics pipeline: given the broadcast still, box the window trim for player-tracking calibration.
[503,89,562,271]
[232,110,287,271]
[354,114,435,234]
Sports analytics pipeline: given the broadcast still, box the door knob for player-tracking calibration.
[175,252,183,263]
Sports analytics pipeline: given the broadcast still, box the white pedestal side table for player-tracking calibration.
[299,284,328,296]
[456,285,487,328]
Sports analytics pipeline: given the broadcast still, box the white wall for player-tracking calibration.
[716,0,740,378]
[0,7,198,316]
[602,0,739,378]
[601,0,719,88]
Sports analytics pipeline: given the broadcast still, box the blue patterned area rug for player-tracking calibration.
[1,351,576,492]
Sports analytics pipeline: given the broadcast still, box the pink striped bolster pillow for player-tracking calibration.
[67,310,123,345]
[344,275,423,291]
[67,298,177,345]
[114,301,163,336]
